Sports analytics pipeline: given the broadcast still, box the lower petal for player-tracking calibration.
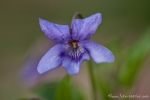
[79,40,115,63]
[37,44,66,74]
[62,48,90,75]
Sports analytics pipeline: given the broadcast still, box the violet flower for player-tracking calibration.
[38,13,115,75]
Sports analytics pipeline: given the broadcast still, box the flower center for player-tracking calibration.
[70,40,78,48]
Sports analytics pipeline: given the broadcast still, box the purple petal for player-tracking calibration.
[39,18,71,43]
[37,44,66,74]
[72,13,102,41]
[79,40,115,63]
[62,47,90,75]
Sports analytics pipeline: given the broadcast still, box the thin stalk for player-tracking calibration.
[88,60,98,100]
[70,12,83,36]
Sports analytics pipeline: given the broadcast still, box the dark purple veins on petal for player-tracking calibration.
[66,46,85,62]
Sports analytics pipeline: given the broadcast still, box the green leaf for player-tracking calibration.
[54,75,72,100]
[119,27,150,87]
[33,82,59,100]
[54,75,85,100]
[72,87,85,100]
[98,79,112,100]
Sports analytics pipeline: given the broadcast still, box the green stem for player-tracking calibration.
[70,12,83,36]
[70,12,83,29]
[88,60,98,100]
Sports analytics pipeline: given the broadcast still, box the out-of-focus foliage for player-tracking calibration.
[33,75,85,100]
[54,75,72,100]
[98,79,112,100]
[54,75,85,100]
[119,27,150,87]
[33,83,59,100]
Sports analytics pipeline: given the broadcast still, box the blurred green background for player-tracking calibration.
[0,0,150,100]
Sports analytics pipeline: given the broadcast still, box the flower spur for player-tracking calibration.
[37,13,115,75]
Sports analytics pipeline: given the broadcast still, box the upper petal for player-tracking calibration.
[62,46,90,75]
[72,13,102,41]
[39,18,71,43]
[79,40,115,63]
[37,44,67,74]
